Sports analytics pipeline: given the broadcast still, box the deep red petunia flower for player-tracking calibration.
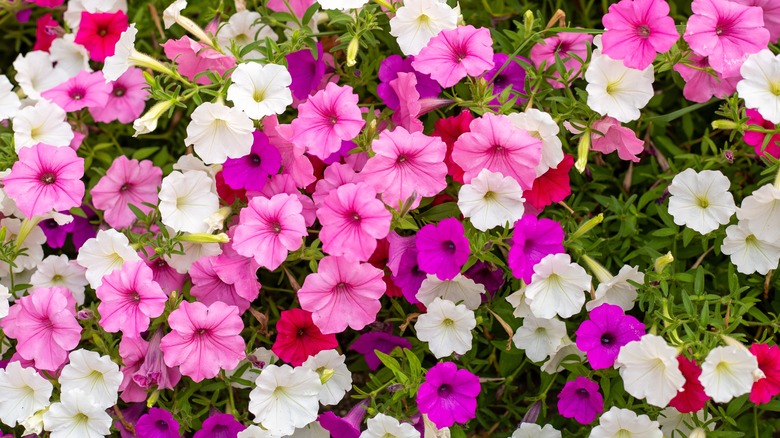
[523,154,574,210]
[432,111,474,184]
[272,308,339,366]
[74,10,129,62]
[750,344,780,405]
[668,355,710,413]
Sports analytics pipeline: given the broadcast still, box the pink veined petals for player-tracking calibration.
[412,25,495,88]
[601,0,679,70]
[41,70,111,112]
[96,260,167,338]
[91,156,163,229]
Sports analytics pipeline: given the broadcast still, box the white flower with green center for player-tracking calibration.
[416,274,486,310]
[511,423,561,438]
[0,361,53,427]
[301,349,352,406]
[76,229,141,288]
[737,183,780,244]
[667,168,736,234]
[414,297,476,358]
[59,349,124,409]
[185,102,254,164]
[524,253,591,319]
[248,365,322,436]
[228,63,293,120]
[738,49,780,124]
[12,100,74,151]
[586,264,645,312]
[43,389,113,438]
[12,51,68,101]
[700,345,759,403]
[457,168,525,232]
[616,334,685,408]
[360,413,420,438]
[217,10,278,59]
[512,315,567,363]
[590,407,662,438]
[158,170,220,234]
[389,0,459,56]
[31,255,89,306]
[721,220,780,275]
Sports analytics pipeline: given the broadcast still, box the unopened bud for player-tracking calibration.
[523,10,534,34]
[654,251,674,273]
[178,232,229,244]
[711,119,738,130]
[570,213,604,241]
[346,37,360,67]
[575,129,591,173]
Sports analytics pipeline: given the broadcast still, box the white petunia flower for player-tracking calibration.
[737,183,780,244]
[657,407,714,438]
[31,255,89,306]
[185,102,254,164]
[0,284,10,320]
[12,51,68,101]
[0,75,20,120]
[227,63,293,120]
[524,253,591,319]
[507,109,564,176]
[158,170,220,233]
[319,0,369,10]
[59,349,124,410]
[50,34,92,78]
[541,337,586,374]
[133,99,175,137]
[20,409,45,437]
[457,169,525,232]
[506,288,533,319]
[76,229,142,288]
[721,220,780,275]
[616,334,685,408]
[389,0,459,56]
[103,24,139,81]
[43,390,113,438]
[414,297,476,358]
[737,49,780,124]
[248,364,322,436]
[360,413,420,438]
[511,423,561,438]
[0,217,46,277]
[590,407,662,438]
[585,45,654,123]
[12,100,74,151]
[0,361,53,427]
[586,265,644,312]
[162,0,187,28]
[301,349,352,406]
[700,345,759,403]
[512,315,567,363]
[416,274,486,310]
[667,168,736,235]
[218,10,278,58]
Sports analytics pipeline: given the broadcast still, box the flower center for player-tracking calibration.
[696,195,709,208]
[40,172,57,185]
[155,420,169,431]
[770,82,780,96]
[637,24,650,38]
[197,328,209,336]
[98,27,108,37]
[120,183,131,192]
[251,154,262,165]
[271,222,282,233]
[576,387,589,397]
[600,332,615,346]
[297,328,306,337]
[442,240,456,253]
[45,219,59,228]
[253,88,266,102]
[69,87,86,100]
[131,292,141,302]
[351,212,360,222]
[334,281,349,293]
[113,86,126,97]
[396,154,408,164]
[329,116,339,125]
[615,429,632,438]
[438,383,452,396]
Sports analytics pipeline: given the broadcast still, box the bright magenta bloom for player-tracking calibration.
[90,68,148,124]
[3,144,85,218]
[96,260,167,338]
[0,287,81,371]
[557,377,604,424]
[298,256,386,334]
[683,0,770,77]
[744,109,780,158]
[91,156,162,229]
[417,362,481,428]
[412,25,494,88]
[272,308,339,366]
[750,344,780,404]
[161,300,246,382]
[290,83,365,159]
[575,304,645,370]
[673,54,739,103]
[162,36,236,85]
[318,183,392,262]
[452,113,542,189]
[41,70,111,112]
[74,10,128,62]
[233,193,307,271]
[359,127,447,209]
[601,0,679,70]
[530,32,592,88]
[416,218,471,281]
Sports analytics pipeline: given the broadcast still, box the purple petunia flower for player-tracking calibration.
[40,214,75,248]
[222,131,282,192]
[507,215,564,283]
[193,413,246,438]
[286,43,326,100]
[135,407,180,438]
[575,303,646,370]
[349,331,413,370]
[484,53,528,106]
[318,400,368,438]
[464,261,505,295]
[416,217,471,281]
[377,54,441,110]
[392,247,427,304]
[417,362,481,428]
[557,376,604,424]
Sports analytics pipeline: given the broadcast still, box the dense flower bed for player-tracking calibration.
[2,0,780,436]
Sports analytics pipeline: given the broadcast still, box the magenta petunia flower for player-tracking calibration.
[161,300,246,382]
[298,256,386,334]
[74,10,128,62]
[349,331,413,370]
[285,43,326,101]
[317,183,392,262]
[484,53,528,106]
[135,408,180,438]
[41,70,111,112]
[575,304,646,370]
[194,414,246,438]
[601,0,679,70]
[40,214,75,249]
[318,401,367,438]
[272,308,339,366]
[452,113,542,189]
[557,376,604,424]
[377,54,441,110]
[744,109,780,158]
[507,215,565,283]
[90,67,148,124]
[233,193,307,271]
[96,260,168,338]
[669,356,710,413]
[222,131,282,192]
[416,217,470,281]
[190,254,260,314]
[3,143,85,218]
[417,362,481,428]
[359,127,447,209]
[683,0,770,77]
[162,36,236,85]
[412,25,494,88]
[91,156,162,229]
[266,0,315,17]
[750,344,780,405]
[529,32,593,89]
[34,13,58,51]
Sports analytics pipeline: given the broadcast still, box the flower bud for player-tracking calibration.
[654,251,674,273]
[346,37,360,67]
[523,10,534,34]
[711,119,738,130]
[570,213,604,241]
[575,129,591,173]
[689,427,707,438]
[133,100,175,137]
[177,232,230,244]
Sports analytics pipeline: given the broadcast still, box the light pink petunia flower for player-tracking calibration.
[452,113,542,189]
[90,67,149,124]
[96,260,167,338]
[732,0,780,43]
[91,156,162,229]
[162,36,236,84]
[673,54,739,103]
[41,70,111,112]
[590,117,645,162]
[264,115,316,189]
[317,182,392,262]
[160,300,246,382]
[412,25,495,88]
[190,253,260,314]
[3,143,84,218]
[601,0,679,70]
[530,32,593,89]
[298,256,386,334]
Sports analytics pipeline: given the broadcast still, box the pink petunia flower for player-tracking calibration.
[529,32,593,89]
[91,156,163,229]
[96,260,167,338]
[253,174,317,227]
[0,287,81,371]
[233,193,307,271]
[117,335,150,402]
[732,0,780,42]
[266,0,315,16]
[298,256,386,334]
[683,0,770,77]
[264,115,316,188]
[140,249,187,295]
[317,183,392,262]
[452,113,542,189]
[590,117,645,162]
[390,72,424,133]
[74,10,129,62]
[222,131,282,192]
[160,300,246,382]
[668,356,710,413]
[672,53,740,103]
[162,36,236,85]
[412,25,495,88]
[190,252,260,314]
[90,67,148,124]
[359,127,448,209]
[34,13,59,52]
[133,329,181,393]
[601,0,679,70]
[272,308,339,366]
[290,83,365,160]
[312,162,357,207]
[41,70,111,112]
[743,108,780,158]
[750,344,780,404]
[3,143,85,218]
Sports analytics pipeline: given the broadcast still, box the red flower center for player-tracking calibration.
[40,172,57,185]
[637,25,650,38]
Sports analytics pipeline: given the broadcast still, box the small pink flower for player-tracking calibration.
[41,70,111,112]
[266,0,315,16]
[312,162,357,207]
[673,54,740,103]
[162,36,236,85]
[265,115,316,189]
[298,256,386,334]
[74,10,128,62]
[744,109,780,158]
[134,329,181,392]
[91,156,162,229]
[90,67,148,124]
[412,25,495,88]
[233,193,307,271]
[530,33,593,89]
[602,0,679,69]
[252,174,317,227]
[118,335,150,402]
[161,300,246,382]
[290,83,365,160]
[190,253,260,314]
[590,117,645,162]
[3,144,85,218]
[96,260,167,338]
[390,72,424,133]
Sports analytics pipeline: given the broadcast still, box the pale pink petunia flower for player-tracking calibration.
[160,300,246,382]
[452,113,542,189]
[312,162,357,207]
[41,70,111,112]
[233,193,307,271]
[683,0,770,77]
[673,54,739,103]
[3,143,84,218]
[96,260,167,338]
[252,174,317,227]
[190,253,260,314]
[298,255,386,334]
[162,35,236,84]
[412,25,495,88]
[590,117,645,162]
[90,67,148,124]
[91,156,162,229]
[290,83,365,160]
[117,335,150,402]
[530,32,593,89]
[601,0,679,70]
[732,0,780,42]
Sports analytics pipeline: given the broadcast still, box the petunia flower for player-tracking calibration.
[700,345,759,403]
[743,108,780,158]
[43,390,113,438]
[135,408,180,438]
[185,101,254,164]
[0,361,53,427]
[415,297,476,358]
[350,331,413,370]
[41,70,111,113]
[302,349,353,406]
[221,131,282,192]
[738,183,780,243]
[523,154,575,211]
[217,10,278,59]
[158,170,220,233]
[524,253,590,319]
[556,376,604,425]
[162,35,236,84]
[272,308,339,366]
[511,424,561,438]
[412,25,494,88]
[416,218,470,281]
[389,0,459,56]
[673,53,739,103]
[616,334,686,407]
[485,53,528,106]
[601,0,679,70]
[12,100,73,151]
[585,264,645,312]
[0,75,20,121]
[90,67,148,124]
[576,304,645,369]
[457,169,525,232]
[530,32,593,89]
[76,229,142,288]
[669,356,711,413]
[738,49,780,124]
[512,315,567,362]
[12,50,68,101]
[91,156,162,229]
[667,168,736,234]
[34,13,59,51]
[361,413,420,438]
[228,63,292,120]
[508,109,563,176]
[749,343,780,405]
[590,407,662,438]
[49,34,92,77]
[732,0,780,42]
[377,54,441,111]
[417,362,480,428]
[507,215,565,283]
[190,254,260,314]
[131,328,182,394]
[248,364,322,436]
[657,407,714,438]
[74,10,128,62]
[416,274,486,311]
[589,117,646,162]
[59,349,123,409]
[194,414,246,438]
[96,260,167,338]
[721,220,780,275]
[285,43,326,101]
